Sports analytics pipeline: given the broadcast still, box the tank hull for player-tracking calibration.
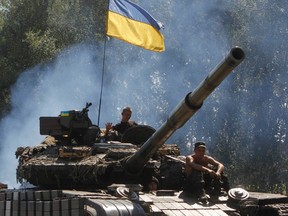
[1,187,288,215]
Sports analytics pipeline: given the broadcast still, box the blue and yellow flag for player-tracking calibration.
[60,111,70,117]
[106,0,165,52]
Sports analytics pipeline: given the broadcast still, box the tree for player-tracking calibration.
[0,0,108,117]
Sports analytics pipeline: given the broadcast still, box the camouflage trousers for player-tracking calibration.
[183,170,230,197]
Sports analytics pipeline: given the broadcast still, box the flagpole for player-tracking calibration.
[97,0,111,127]
[97,36,107,126]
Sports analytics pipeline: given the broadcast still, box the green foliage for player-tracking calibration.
[46,0,107,47]
[24,30,59,65]
[0,0,107,117]
[0,16,3,31]
[246,183,287,195]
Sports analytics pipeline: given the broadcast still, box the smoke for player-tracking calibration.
[0,44,104,187]
[1,0,287,188]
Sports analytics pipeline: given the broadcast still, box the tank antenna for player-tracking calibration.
[97,36,107,126]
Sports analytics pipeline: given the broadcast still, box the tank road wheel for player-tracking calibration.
[84,206,97,216]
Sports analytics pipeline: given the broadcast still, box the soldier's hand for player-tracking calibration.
[215,171,221,179]
[208,169,214,176]
[105,122,113,130]
[208,169,218,178]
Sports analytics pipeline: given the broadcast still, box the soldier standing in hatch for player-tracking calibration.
[184,141,229,201]
[105,106,138,141]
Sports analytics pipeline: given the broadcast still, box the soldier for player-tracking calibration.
[148,176,159,192]
[105,106,138,141]
[184,141,229,202]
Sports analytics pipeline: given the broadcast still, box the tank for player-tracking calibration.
[1,47,288,216]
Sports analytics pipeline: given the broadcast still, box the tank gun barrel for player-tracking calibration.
[125,47,245,174]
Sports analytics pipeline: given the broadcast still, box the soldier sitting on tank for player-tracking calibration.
[105,106,138,141]
[183,141,230,202]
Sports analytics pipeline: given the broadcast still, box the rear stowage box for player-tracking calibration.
[39,117,61,136]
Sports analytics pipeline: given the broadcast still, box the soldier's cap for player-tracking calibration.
[194,141,206,150]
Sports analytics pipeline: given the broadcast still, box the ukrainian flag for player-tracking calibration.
[60,111,70,117]
[106,0,165,52]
